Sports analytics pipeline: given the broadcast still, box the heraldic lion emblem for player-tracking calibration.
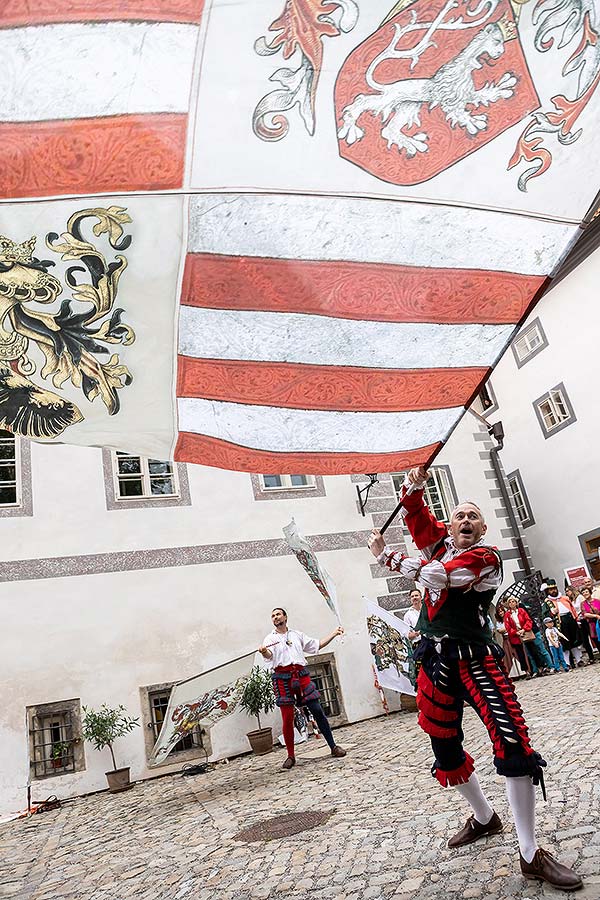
[338,0,519,158]
[0,207,135,440]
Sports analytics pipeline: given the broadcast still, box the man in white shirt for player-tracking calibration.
[259,608,346,770]
[403,588,423,643]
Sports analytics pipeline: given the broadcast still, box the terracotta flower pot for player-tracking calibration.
[246,728,273,755]
[401,693,418,712]
[105,767,133,792]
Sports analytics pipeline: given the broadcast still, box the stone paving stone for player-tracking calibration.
[1,668,599,899]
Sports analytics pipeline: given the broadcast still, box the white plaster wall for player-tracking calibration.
[1,543,383,816]
[0,443,368,561]
[478,246,600,581]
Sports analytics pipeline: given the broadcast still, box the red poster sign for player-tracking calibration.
[564,566,590,590]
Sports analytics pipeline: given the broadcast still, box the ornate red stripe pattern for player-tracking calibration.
[181,253,543,325]
[176,356,488,413]
[0,115,186,199]
[0,1,205,27]
[174,433,441,475]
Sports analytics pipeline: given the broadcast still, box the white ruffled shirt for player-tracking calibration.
[262,630,320,669]
[377,536,501,605]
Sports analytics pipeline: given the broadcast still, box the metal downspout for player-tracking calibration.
[487,422,532,578]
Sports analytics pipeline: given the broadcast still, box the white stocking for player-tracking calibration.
[505,776,538,863]
[572,646,583,665]
[456,774,494,825]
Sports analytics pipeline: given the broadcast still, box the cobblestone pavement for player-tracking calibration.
[2,667,599,900]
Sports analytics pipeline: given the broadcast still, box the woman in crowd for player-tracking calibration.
[503,597,537,677]
[543,580,584,668]
[572,586,596,663]
[494,599,521,677]
[580,587,600,651]
[565,585,579,604]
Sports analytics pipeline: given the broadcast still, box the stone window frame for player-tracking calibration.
[511,317,548,369]
[305,652,347,728]
[506,468,535,529]
[250,473,326,501]
[102,448,191,510]
[139,681,212,766]
[0,434,33,519]
[26,698,85,780]
[473,379,499,418]
[578,526,600,581]
[533,382,577,439]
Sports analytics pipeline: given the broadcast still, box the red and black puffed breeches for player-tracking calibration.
[414,638,546,790]
[272,664,320,707]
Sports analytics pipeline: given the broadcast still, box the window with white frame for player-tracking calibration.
[260,474,315,491]
[113,452,179,499]
[511,319,548,367]
[533,383,576,437]
[507,469,535,528]
[0,429,19,506]
[391,466,457,524]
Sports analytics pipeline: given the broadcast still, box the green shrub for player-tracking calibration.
[239,666,276,730]
[81,704,139,771]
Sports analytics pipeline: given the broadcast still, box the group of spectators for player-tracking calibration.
[494,576,600,678]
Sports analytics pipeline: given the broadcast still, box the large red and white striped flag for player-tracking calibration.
[1,0,598,473]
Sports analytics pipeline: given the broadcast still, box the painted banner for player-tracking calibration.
[366,597,416,695]
[1,1,599,472]
[149,650,254,766]
[283,518,342,623]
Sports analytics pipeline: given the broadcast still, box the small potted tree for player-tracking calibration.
[81,704,140,792]
[239,666,276,755]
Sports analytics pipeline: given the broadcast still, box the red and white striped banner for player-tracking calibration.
[173,194,574,473]
[1,0,598,473]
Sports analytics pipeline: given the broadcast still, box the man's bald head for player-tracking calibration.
[449,502,487,549]
[451,501,485,523]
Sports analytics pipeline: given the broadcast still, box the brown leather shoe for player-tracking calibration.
[447,811,503,848]
[281,757,295,770]
[520,849,583,891]
[331,745,346,758]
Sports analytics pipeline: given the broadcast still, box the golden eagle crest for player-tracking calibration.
[0,207,135,440]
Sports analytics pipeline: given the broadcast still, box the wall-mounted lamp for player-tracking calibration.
[356,474,379,516]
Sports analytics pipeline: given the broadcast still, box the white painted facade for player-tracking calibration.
[469,246,600,584]
[0,423,523,817]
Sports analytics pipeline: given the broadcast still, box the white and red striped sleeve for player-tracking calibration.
[399,477,448,558]
[418,547,502,595]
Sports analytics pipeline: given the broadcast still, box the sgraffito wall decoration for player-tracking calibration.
[1,0,599,473]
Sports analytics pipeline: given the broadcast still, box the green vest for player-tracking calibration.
[416,585,496,645]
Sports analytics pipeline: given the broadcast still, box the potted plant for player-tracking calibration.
[81,704,140,792]
[239,666,276,755]
[51,740,70,769]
